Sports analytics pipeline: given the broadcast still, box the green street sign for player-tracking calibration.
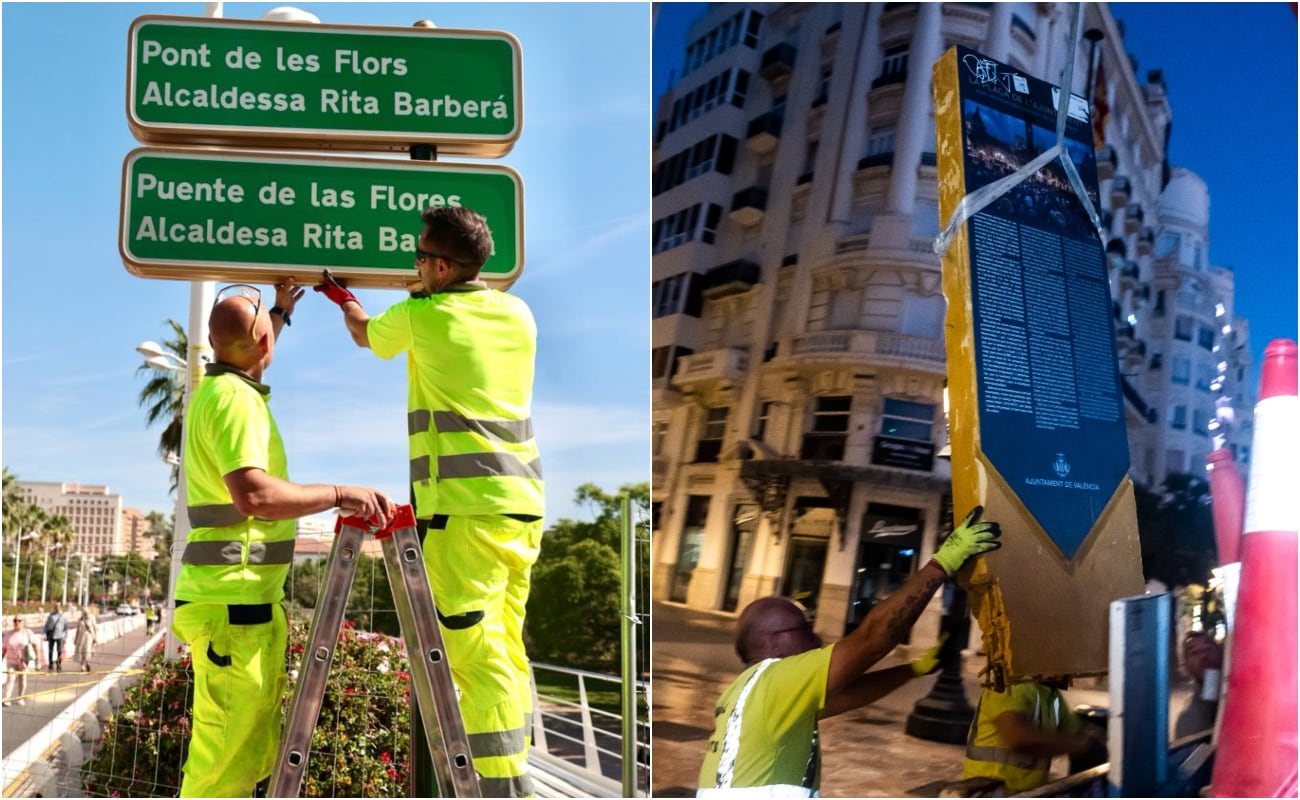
[127,15,522,156]
[119,148,524,289]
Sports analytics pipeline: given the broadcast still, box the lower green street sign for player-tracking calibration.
[119,148,523,289]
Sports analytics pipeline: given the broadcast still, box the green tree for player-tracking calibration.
[145,510,174,597]
[526,482,650,673]
[136,319,188,494]
[1135,472,1218,589]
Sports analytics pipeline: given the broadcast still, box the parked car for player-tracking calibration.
[115,604,137,616]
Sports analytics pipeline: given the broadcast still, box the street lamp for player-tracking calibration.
[40,541,63,607]
[10,531,37,606]
[136,340,198,662]
[136,341,187,373]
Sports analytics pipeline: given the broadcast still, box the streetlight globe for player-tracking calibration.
[137,340,166,358]
[263,7,320,23]
[146,355,186,372]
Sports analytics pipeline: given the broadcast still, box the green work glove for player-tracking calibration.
[911,632,950,676]
[931,505,1002,576]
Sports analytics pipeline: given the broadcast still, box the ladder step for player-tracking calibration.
[270,522,366,798]
[270,506,480,798]
[380,519,481,797]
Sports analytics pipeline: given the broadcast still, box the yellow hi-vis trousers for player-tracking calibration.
[425,515,543,798]
[171,601,288,798]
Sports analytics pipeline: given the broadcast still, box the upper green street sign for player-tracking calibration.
[127,15,522,156]
[119,148,524,289]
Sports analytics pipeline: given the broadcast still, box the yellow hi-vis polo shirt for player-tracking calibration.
[367,285,544,519]
[698,646,833,794]
[963,682,1081,794]
[176,364,295,605]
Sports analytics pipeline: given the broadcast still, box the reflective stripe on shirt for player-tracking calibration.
[182,539,296,566]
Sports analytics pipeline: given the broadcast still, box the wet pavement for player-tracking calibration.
[652,601,1193,798]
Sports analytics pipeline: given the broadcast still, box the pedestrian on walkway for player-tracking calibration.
[317,207,545,798]
[144,603,158,635]
[43,605,67,671]
[697,506,1004,797]
[172,282,395,797]
[3,616,46,706]
[74,606,99,673]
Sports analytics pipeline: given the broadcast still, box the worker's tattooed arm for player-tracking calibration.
[823,560,947,699]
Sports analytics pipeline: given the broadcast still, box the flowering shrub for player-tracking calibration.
[82,615,413,798]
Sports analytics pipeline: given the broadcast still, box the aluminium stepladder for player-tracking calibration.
[270,504,481,798]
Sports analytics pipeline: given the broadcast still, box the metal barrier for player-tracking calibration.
[530,662,649,797]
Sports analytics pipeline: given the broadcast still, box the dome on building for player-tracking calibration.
[1157,167,1210,227]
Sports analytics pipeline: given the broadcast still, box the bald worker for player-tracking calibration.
[698,507,1003,797]
[171,281,395,797]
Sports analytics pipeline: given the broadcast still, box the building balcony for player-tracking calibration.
[1125,203,1144,234]
[858,151,894,170]
[759,43,796,82]
[1110,175,1132,209]
[671,347,752,390]
[701,259,760,298]
[746,111,783,155]
[652,457,668,482]
[1096,145,1117,181]
[871,70,907,90]
[730,186,768,227]
[1119,260,1140,290]
[1137,227,1155,257]
[1123,339,1147,368]
[781,330,945,373]
[1106,237,1127,260]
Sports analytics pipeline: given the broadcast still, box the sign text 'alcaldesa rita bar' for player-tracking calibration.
[127,15,522,157]
[119,148,523,290]
[932,46,1145,685]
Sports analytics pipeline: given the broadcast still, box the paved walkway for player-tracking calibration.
[652,601,1193,798]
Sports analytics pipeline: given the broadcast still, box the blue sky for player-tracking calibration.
[654,3,1298,390]
[2,3,651,525]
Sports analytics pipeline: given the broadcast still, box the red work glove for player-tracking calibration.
[314,269,360,308]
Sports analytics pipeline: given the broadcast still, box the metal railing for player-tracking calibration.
[530,663,648,797]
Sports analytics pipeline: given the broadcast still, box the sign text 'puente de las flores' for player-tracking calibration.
[932,46,1144,686]
[119,148,523,288]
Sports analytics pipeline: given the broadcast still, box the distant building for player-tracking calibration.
[291,516,384,564]
[651,2,1252,637]
[120,506,158,561]
[20,481,124,558]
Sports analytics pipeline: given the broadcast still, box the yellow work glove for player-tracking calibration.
[930,505,1002,576]
[911,632,950,676]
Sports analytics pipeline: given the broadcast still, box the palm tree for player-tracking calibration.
[38,513,73,606]
[3,467,29,537]
[136,319,188,494]
[18,504,48,603]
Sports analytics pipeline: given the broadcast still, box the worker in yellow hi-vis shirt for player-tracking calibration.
[697,508,1004,797]
[317,206,544,798]
[174,283,394,798]
[963,679,1102,794]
